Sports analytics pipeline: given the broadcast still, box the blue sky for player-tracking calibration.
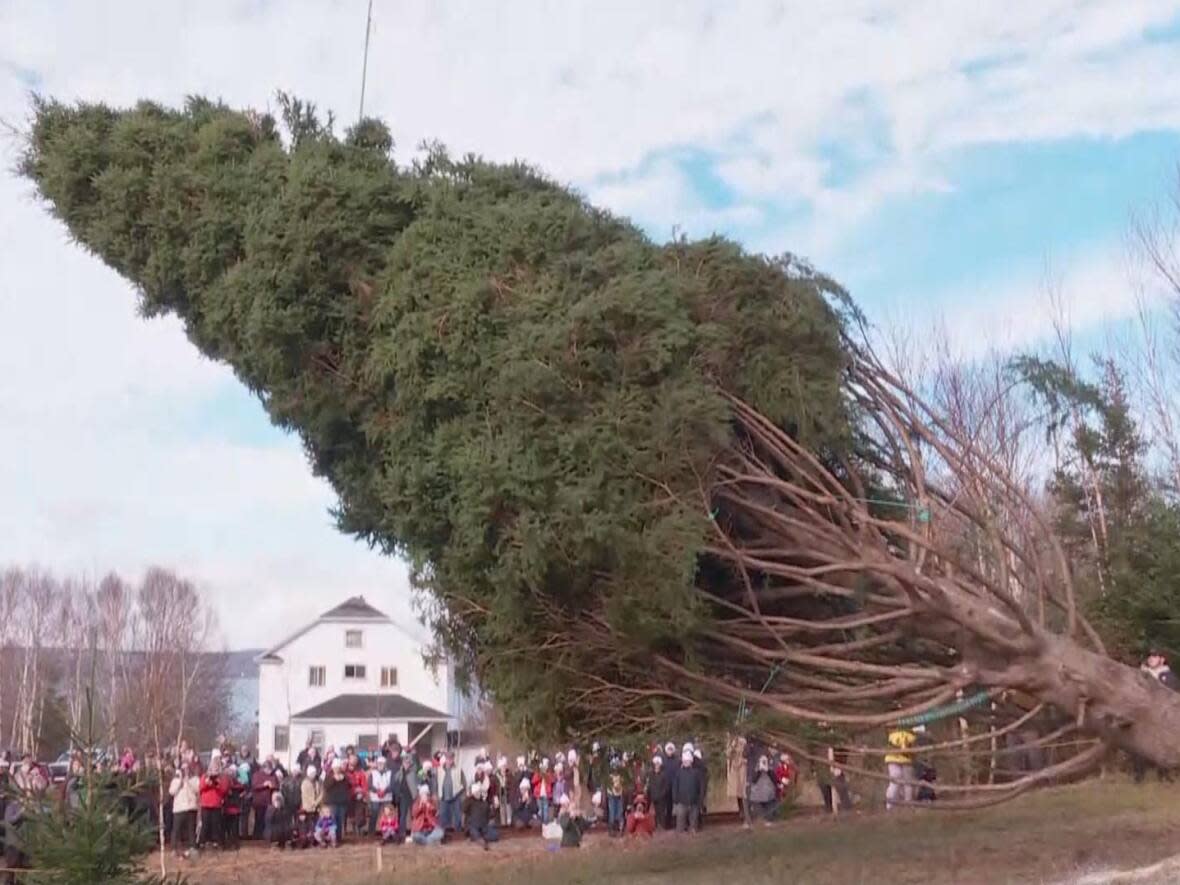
[3,0,1180,647]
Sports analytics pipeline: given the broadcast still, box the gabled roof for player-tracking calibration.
[291,693,450,722]
[256,596,398,661]
[319,596,390,621]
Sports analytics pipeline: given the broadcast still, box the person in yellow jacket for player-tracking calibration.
[884,727,916,810]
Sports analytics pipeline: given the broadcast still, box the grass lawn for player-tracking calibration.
[163,779,1180,885]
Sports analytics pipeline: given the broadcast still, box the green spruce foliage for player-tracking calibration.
[18,688,177,885]
[1014,354,1180,660]
[22,96,851,738]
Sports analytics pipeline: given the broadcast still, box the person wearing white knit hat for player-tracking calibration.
[512,776,535,829]
[464,778,498,849]
[410,783,444,845]
[672,747,704,833]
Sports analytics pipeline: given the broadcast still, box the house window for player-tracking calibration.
[344,664,367,680]
[345,629,363,648]
[308,666,326,687]
[380,666,398,688]
[274,725,289,753]
[357,733,379,752]
[309,729,325,748]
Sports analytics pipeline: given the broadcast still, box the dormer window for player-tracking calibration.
[345,629,363,648]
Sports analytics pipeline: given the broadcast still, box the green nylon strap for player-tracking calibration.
[895,690,991,727]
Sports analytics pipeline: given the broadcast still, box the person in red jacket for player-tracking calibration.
[222,763,247,850]
[531,757,555,824]
[625,792,655,837]
[773,751,798,801]
[197,761,229,849]
[346,758,368,837]
[410,784,444,845]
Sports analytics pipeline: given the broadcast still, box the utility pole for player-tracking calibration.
[358,0,375,121]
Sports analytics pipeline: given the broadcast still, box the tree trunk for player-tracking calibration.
[954,623,1180,768]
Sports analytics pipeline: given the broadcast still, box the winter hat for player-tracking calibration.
[682,742,694,755]
[664,742,676,755]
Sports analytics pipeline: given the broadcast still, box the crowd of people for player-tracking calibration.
[0,731,818,872]
[166,735,738,856]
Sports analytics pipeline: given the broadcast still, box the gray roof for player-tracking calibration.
[291,693,450,722]
[319,596,389,620]
[257,596,396,661]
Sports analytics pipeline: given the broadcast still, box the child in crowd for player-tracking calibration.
[773,752,798,801]
[268,791,292,849]
[378,803,400,844]
[607,759,625,836]
[625,792,654,837]
[552,761,567,808]
[222,764,247,850]
[532,757,554,825]
[314,806,338,848]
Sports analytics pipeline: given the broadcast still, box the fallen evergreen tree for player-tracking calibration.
[21,96,1180,803]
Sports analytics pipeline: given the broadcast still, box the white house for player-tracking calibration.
[256,596,464,766]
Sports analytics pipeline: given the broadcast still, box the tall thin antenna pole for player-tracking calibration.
[358,0,375,121]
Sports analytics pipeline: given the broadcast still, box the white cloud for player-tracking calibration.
[897,244,1147,362]
[2,0,1180,647]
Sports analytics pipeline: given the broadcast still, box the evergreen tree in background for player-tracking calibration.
[1015,353,1180,659]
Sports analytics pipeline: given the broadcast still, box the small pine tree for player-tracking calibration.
[17,686,182,885]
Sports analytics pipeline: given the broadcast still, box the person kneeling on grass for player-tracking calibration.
[557,794,588,848]
[378,803,400,844]
[410,784,444,846]
[463,779,499,849]
[625,792,654,837]
[313,806,338,848]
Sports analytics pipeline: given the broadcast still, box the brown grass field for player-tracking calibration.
[151,779,1180,885]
